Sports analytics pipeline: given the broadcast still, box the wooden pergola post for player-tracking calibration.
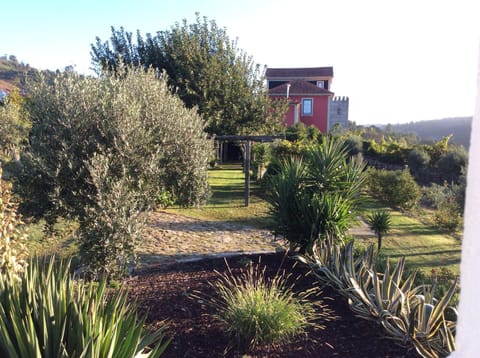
[244,140,251,207]
[214,135,283,207]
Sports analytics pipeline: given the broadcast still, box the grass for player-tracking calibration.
[167,163,273,229]
[356,196,461,274]
[24,218,79,259]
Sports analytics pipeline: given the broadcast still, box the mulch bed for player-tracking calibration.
[126,252,419,357]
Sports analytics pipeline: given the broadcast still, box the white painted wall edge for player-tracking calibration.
[449,40,480,358]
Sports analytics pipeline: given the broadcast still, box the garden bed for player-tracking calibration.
[126,252,419,357]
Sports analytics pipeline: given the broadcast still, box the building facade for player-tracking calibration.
[266,67,349,132]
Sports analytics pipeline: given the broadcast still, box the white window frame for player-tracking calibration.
[316,81,324,88]
[302,98,313,116]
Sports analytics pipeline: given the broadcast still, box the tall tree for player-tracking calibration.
[91,14,287,135]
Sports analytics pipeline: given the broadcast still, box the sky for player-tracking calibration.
[1,0,479,125]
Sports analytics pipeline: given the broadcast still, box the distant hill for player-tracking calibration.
[0,55,57,95]
[383,117,472,149]
[0,55,36,93]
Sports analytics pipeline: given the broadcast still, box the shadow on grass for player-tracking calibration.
[399,257,461,270]
[384,249,462,259]
[391,224,443,236]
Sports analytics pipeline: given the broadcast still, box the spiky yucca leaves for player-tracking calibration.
[296,240,457,358]
[266,156,310,250]
[0,258,170,358]
[198,259,330,352]
[0,166,28,280]
[366,210,392,251]
[266,138,366,253]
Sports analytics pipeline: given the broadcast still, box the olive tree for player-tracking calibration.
[16,67,212,277]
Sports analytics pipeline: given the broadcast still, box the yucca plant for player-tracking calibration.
[197,259,330,352]
[265,138,366,254]
[366,210,392,251]
[0,258,170,358]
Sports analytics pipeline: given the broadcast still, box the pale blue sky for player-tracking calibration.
[2,0,479,125]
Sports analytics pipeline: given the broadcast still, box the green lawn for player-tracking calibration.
[167,163,273,229]
[356,196,461,274]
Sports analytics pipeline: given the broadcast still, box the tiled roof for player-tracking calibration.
[266,67,334,78]
[269,81,333,96]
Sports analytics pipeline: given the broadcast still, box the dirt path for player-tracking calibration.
[138,210,287,269]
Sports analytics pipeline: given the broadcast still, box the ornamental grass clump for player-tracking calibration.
[202,259,329,352]
[0,258,170,358]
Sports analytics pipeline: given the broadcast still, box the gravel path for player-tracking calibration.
[137,210,374,270]
[138,210,287,269]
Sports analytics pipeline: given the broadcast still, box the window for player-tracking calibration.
[316,81,324,88]
[302,98,313,116]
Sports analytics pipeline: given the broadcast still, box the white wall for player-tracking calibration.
[450,43,480,357]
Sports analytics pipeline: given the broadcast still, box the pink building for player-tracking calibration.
[266,67,347,132]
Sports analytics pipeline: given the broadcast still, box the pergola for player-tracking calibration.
[215,135,283,206]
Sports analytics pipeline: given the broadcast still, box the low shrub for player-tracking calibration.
[434,200,463,232]
[0,258,170,357]
[199,260,329,352]
[367,168,420,210]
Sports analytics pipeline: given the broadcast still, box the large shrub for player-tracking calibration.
[265,138,366,253]
[0,91,30,164]
[367,169,420,210]
[0,166,28,280]
[437,147,468,183]
[0,258,169,357]
[16,67,212,276]
[408,148,430,174]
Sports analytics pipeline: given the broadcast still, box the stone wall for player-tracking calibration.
[328,96,349,129]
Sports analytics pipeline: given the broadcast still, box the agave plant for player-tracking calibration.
[296,239,458,358]
[0,258,170,358]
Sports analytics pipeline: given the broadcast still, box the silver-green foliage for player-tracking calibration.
[19,66,211,218]
[0,258,169,358]
[199,261,328,352]
[17,67,212,276]
[266,138,366,253]
[297,240,457,357]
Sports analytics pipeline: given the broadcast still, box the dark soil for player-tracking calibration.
[126,252,419,357]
